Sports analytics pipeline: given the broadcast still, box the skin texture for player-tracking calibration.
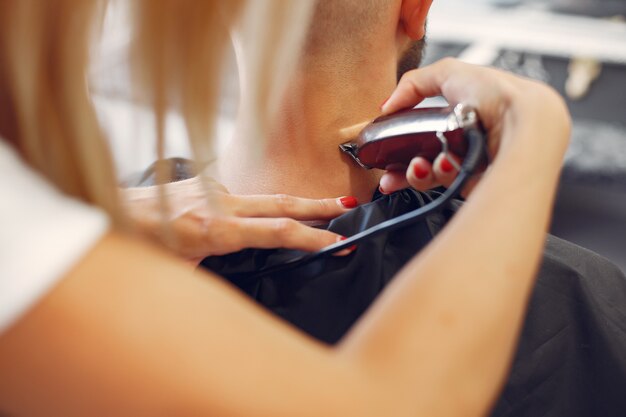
[0,1,572,415]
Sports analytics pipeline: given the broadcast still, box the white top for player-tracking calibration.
[0,140,110,335]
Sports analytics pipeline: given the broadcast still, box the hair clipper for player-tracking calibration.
[339,104,486,171]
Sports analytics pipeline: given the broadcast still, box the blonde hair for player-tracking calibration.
[0,0,120,219]
[0,0,314,228]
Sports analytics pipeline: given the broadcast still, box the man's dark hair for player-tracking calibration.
[397,37,427,81]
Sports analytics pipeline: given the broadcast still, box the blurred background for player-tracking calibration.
[93,0,626,272]
[423,0,626,272]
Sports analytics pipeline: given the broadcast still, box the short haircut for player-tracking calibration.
[305,0,426,79]
[305,0,390,58]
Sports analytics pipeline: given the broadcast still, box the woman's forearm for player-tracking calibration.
[340,97,571,416]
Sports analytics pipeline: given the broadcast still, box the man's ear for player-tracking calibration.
[400,0,434,40]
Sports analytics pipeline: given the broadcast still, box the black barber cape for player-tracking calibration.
[201,189,626,417]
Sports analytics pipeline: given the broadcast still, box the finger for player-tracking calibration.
[247,218,343,252]
[381,58,461,115]
[224,217,352,255]
[432,152,462,189]
[229,194,358,221]
[406,157,439,191]
[379,171,410,195]
[379,158,439,194]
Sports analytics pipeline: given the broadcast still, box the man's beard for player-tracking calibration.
[397,38,426,82]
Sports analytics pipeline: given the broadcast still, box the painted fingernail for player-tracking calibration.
[340,236,357,252]
[340,196,358,209]
[441,157,455,173]
[379,185,387,195]
[413,164,430,180]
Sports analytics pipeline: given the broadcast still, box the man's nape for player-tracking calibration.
[218,0,430,205]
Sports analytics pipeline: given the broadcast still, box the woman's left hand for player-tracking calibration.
[122,176,357,263]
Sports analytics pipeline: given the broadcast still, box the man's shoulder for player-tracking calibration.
[543,234,623,276]
[537,234,626,303]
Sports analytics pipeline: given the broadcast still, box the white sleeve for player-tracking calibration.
[0,141,110,335]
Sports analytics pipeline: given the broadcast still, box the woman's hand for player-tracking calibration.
[122,176,358,263]
[378,58,571,196]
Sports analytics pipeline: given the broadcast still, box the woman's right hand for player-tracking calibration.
[378,58,571,196]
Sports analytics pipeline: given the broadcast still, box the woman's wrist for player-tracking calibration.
[500,84,571,162]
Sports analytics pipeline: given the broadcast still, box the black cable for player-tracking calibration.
[251,128,487,278]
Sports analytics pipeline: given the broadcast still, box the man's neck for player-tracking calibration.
[218,58,398,204]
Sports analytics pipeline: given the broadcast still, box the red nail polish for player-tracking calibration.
[413,164,429,180]
[441,157,455,173]
[340,196,358,209]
